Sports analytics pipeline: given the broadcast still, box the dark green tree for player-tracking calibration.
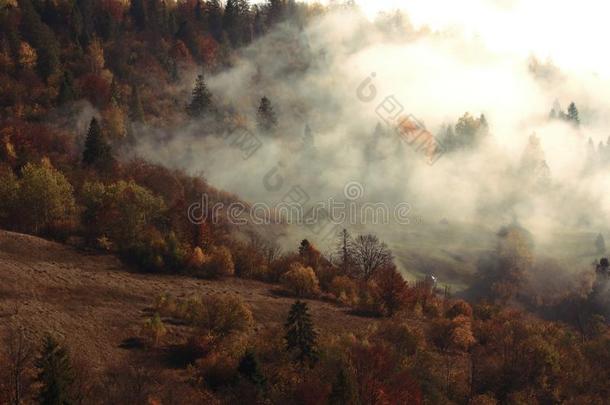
[206,0,223,41]
[188,74,212,118]
[256,96,277,133]
[253,7,264,38]
[303,123,314,149]
[57,71,76,104]
[35,335,75,405]
[596,233,606,255]
[329,366,356,405]
[82,117,112,169]
[478,113,489,137]
[266,0,285,27]
[238,349,266,387]
[130,0,148,30]
[284,300,318,365]
[335,228,353,275]
[223,0,240,46]
[18,0,60,80]
[568,102,580,126]
[130,84,145,122]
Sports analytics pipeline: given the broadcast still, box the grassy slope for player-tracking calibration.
[0,230,369,370]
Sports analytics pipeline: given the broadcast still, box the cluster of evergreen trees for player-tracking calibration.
[549,100,580,126]
[439,112,489,152]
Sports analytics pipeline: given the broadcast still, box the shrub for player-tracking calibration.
[81,180,165,249]
[446,300,473,320]
[329,276,359,306]
[188,247,206,270]
[141,313,167,347]
[17,161,76,234]
[0,166,18,225]
[280,263,320,298]
[188,294,253,342]
[204,245,235,278]
[371,265,409,316]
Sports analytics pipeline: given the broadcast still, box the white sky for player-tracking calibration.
[258,0,610,77]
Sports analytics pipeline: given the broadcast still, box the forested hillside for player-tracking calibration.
[1,1,610,404]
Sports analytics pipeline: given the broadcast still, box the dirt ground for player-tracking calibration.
[0,230,370,369]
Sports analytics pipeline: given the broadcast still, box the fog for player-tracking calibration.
[134,4,610,284]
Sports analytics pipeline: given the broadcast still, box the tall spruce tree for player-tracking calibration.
[82,117,112,169]
[257,96,277,133]
[568,102,580,126]
[188,74,212,118]
[329,366,356,405]
[303,123,314,150]
[206,0,224,42]
[130,0,148,30]
[130,84,145,122]
[284,300,318,365]
[18,0,60,81]
[238,349,266,387]
[57,71,76,104]
[223,0,240,46]
[36,335,75,405]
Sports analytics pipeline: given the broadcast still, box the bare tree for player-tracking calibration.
[247,231,282,265]
[334,228,354,275]
[351,234,393,280]
[4,326,33,405]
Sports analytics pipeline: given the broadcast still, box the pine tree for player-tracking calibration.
[188,74,212,118]
[57,71,76,104]
[256,96,277,133]
[284,300,318,365]
[303,123,314,149]
[478,113,489,137]
[206,0,224,42]
[596,233,606,254]
[329,366,356,405]
[223,0,240,46]
[238,349,266,387]
[18,0,60,81]
[568,102,580,126]
[82,117,112,169]
[36,335,75,405]
[267,0,285,27]
[130,0,148,30]
[253,7,264,38]
[130,84,145,122]
[335,228,353,275]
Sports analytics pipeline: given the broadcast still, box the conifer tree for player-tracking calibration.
[188,74,212,118]
[335,228,353,275]
[596,233,606,254]
[18,0,60,80]
[256,96,277,133]
[130,84,145,122]
[223,0,240,46]
[238,349,266,387]
[130,0,148,30]
[206,0,224,41]
[82,117,112,169]
[57,71,76,104]
[303,123,314,149]
[284,300,318,365]
[35,335,75,405]
[329,366,356,405]
[568,102,580,126]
